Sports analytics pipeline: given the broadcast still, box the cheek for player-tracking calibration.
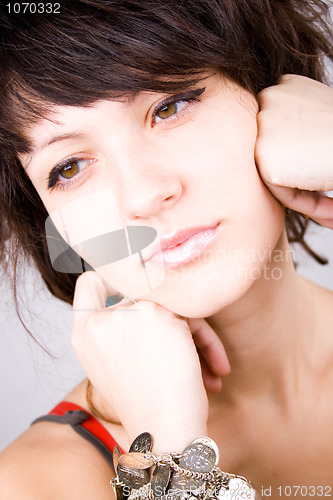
[199,106,282,224]
[44,188,167,298]
[188,100,258,181]
[46,189,124,246]
[181,106,261,210]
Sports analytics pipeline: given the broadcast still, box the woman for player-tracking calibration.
[0,1,333,498]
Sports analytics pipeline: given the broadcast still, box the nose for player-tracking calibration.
[113,144,183,220]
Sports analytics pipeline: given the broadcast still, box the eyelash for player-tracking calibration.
[151,87,205,126]
[47,158,95,192]
[46,87,206,192]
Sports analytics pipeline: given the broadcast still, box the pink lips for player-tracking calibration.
[147,224,220,269]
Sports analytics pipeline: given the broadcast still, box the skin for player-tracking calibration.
[0,74,333,499]
[256,75,333,228]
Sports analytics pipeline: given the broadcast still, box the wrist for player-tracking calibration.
[127,422,208,455]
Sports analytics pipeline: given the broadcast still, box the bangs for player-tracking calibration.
[1,0,331,155]
[1,1,229,105]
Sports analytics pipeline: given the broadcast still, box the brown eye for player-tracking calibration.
[47,158,95,191]
[152,88,205,126]
[156,102,178,120]
[60,161,80,179]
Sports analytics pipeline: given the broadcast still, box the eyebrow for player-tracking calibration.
[24,132,87,170]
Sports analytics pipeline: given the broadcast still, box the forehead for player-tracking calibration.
[23,97,136,160]
[26,83,182,142]
[31,104,101,139]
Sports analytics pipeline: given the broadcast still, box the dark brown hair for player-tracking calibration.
[0,0,331,318]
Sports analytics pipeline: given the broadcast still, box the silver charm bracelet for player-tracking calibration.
[110,433,259,500]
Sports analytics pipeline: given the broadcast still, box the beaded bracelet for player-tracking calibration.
[110,433,258,500]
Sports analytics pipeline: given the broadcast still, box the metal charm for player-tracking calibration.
[129,432,153,453]
[119,452,155,470]
[151,464,171,497]
[227,477,256,500]
[160,493,184,500]
[114,482,126,500]
[113,445,121,472]
[217,477,256,500]
[179,442,217,473]
[192,437,219,465]
[117,464,150,489]
[169,471,203,491]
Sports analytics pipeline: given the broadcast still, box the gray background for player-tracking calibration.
[1,222,333,451]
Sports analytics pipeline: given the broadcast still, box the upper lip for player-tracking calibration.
[144,223,220,261]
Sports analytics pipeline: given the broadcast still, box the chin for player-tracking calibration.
[141,268,258,319]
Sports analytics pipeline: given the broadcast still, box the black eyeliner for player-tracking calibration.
[153,87,206,115]
[47,156,80,190]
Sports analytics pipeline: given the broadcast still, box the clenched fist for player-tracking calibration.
[71,271,230,453]
[255,74,333,229]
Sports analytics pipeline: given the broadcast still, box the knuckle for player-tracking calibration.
[134,299,160,314]
[85,311,104,335]
[259,85,275,102]
[74,270,94,290]
[280,73,296,83]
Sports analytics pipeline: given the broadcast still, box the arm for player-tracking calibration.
[0,426,117,500]
[255,74,333,229]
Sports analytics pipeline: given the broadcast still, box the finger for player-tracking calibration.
[72,271,130,335]
[198,352,223,393]
[266,184,333,228]
[188,318,231,377]
[309,217,333,230]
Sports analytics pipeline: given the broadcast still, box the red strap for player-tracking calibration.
[49,401,124,454]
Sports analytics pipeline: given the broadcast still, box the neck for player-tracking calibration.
[206,231,316,404]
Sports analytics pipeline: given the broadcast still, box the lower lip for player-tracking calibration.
[149,224,220,269]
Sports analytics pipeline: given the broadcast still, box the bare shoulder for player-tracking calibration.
[0,419,116,499]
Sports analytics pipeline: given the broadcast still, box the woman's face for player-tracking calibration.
[22,74,285,317]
